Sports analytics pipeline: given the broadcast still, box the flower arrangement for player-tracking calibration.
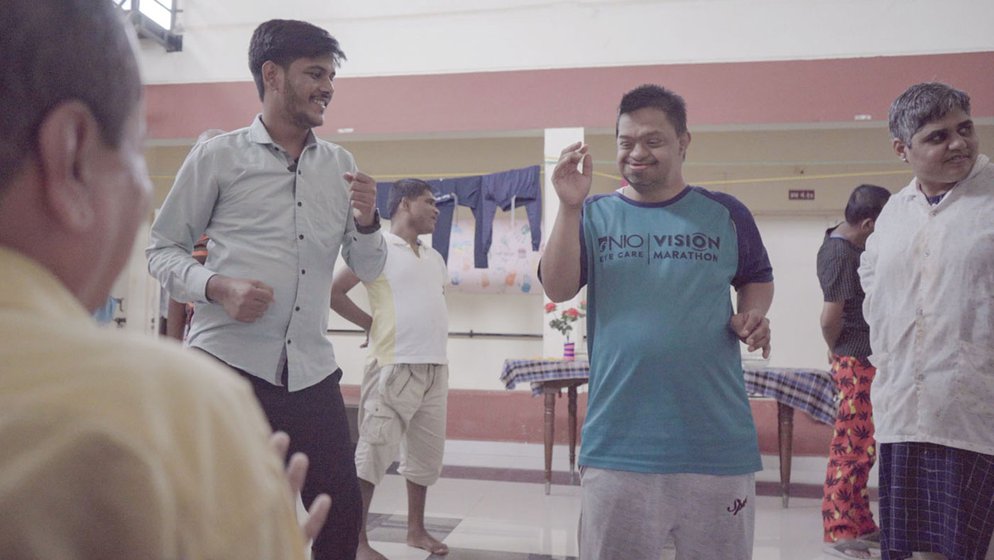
[545,300,586,342]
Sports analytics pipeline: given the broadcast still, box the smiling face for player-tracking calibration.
[894,107,979,196]
[616,107,691,202]
[272,55,336,131]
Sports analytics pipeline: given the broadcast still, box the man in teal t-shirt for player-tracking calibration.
[541,84,774,559]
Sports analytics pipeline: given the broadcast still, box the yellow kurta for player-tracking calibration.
[0,248,306,559]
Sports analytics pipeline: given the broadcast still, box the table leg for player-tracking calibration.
[776,401,795,508]
[568,385,578,484]
[544,389,556,495]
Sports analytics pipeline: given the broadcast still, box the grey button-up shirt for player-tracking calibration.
[147,115,386,391]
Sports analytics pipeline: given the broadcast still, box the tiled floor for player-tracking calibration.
[357,442,877,559]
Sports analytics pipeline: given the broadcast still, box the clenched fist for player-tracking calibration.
[206,274,274,323]
[344,171,377,227]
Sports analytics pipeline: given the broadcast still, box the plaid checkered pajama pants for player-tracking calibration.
[879,442,994,560]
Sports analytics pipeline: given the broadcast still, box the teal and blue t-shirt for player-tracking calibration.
[576,187,772,475]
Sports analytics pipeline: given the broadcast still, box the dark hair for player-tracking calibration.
[0,0,142,190]
[844,184,891,224]
[248,19,346,101]
[617,84,688,136]
[387,179,433,218]
[889,82,971,145]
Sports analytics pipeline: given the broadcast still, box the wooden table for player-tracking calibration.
[538,378,587,494]
[499,359,591,495]
[500,359,836,505]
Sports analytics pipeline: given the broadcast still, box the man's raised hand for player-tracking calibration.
[552,142,593,210]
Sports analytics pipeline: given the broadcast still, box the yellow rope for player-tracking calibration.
[151,168,910,187]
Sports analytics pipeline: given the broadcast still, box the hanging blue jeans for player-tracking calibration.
[477,165,542,268]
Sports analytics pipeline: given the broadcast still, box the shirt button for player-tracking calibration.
[297,201,303,207]
[297,170,302,175]
[299,234,304,240]
[287,339,292,345]
[301,269,306,275]
[295,306,300,312]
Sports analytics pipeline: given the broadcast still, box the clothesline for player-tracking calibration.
[149,167,908,187]
[375,165,542,269]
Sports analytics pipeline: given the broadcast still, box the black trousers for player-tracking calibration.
[223,359,361,560]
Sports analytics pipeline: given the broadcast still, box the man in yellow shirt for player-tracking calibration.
[0,1,326,558]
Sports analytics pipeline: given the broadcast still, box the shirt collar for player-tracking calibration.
[384,231,420,246]
[898,154,991,202]
[247,114,317,150]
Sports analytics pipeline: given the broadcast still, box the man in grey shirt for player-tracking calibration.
[147,19,386,560]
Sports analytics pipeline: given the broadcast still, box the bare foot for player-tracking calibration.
[356,542,388,560]
[407,529,449,556]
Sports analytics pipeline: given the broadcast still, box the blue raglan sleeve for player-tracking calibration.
[707,191,773,289]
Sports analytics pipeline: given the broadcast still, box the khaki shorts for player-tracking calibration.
[354,360,448,487]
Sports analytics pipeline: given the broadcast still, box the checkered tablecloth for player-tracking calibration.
[500,359,837,426]
[500,359,591,396]
[742,366,837,425]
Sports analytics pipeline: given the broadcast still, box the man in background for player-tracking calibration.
[331,179,450,559]
[0,1,326,558]
[818,184,890,558]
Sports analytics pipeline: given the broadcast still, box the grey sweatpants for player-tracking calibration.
[579,467,755,560]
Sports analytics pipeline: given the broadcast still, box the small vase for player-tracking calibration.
[563,341,575,361]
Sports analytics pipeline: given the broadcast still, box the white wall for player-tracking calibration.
[755,214,838,370]
[141,0,994,83]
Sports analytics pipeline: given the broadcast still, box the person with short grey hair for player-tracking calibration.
[860,82,994,560]
[888,82,972,147]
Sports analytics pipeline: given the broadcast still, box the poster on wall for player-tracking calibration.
[446,211,540,295]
